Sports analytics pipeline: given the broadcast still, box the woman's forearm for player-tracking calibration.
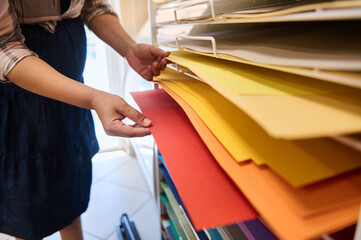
[6,56,151,137]
[7,56,103,109]
[87,14,135,56]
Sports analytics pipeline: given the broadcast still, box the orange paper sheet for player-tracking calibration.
[160,83,361,240]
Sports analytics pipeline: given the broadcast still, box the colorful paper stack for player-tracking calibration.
[131,50,361,240]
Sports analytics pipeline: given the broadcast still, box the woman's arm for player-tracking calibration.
[87,13,136,57]
[87,13,169,80]
[7,56,152,137]
[2,1,152,138]
[2,1,164,138]
[9,56,97,109]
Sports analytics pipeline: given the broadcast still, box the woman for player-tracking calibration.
[0,0,169,239]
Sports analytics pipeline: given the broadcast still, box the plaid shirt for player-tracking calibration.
[0,0,117,82]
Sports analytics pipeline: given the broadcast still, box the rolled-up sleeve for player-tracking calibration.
[0,0,37,83]
[81,0,118,26]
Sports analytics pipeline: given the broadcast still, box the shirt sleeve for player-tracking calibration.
[0,0,38,83]
[81,0,119,26]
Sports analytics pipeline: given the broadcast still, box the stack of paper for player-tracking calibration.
[161,20,361,89]
[165,52,361,140]
[146,1,361,239]
[156,69,361,187]
[222,0,361,19]
[131,89,361,239]
[169,0,361,23]
[165,22,361,71]
[155,0,259,24]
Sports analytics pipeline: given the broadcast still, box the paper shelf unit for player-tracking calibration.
[146,0,361,239]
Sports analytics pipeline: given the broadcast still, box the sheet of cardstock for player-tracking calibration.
[168,221,179,240]
[162,56,361,139]
[224,224,248,240]
[163,49,361,90]
[156,0,284,24]
[208,229,223,240]
[160,181,197,240]
[157,75,361,187]
[167,51,354,96]
[165,21,361,71]
[160,193,186,240]
[159,84,361,239]
[131,90,258,230]
[223,0,361,19]
[161,165,209,240]
[238,219,277,240]
[216,228,231,240]
[172,1,361,24]
[331,134,361,153]
[160,165,183,205]
[227,92,361,140]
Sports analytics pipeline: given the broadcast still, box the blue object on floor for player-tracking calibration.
[116,214,141,240]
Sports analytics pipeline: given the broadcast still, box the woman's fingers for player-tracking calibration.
[107,121,151,137]
[93,93,152,138]
[152,61,161,76]
[151,57,168,77]
[119,102,152,128]
[159,58,168,71]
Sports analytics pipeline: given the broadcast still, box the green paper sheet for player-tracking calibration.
[160,193,184,240]
[160,181,197,240]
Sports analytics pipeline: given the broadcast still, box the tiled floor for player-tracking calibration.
[0,150,161,240]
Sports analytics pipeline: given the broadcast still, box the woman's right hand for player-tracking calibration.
[91,91,152,138]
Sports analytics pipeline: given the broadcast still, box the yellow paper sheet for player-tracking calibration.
[163,49,361,90]
[155,69,361,187]
[160,83,361,240]
[167,51,361,139]
[168,51,354,96]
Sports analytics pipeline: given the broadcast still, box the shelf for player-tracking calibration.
[157,7,361,27]
[147,0,361,239]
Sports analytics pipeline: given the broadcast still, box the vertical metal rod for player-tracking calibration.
[148,0,157,46]
[209,0,216,20]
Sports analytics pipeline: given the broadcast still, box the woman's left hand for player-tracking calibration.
[125,43,170,81]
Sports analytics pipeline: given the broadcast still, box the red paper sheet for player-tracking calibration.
[131,89,258,230]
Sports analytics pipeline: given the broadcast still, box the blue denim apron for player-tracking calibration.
[0,16,99,239]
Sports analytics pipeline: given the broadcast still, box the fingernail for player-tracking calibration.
[143,118,151,125]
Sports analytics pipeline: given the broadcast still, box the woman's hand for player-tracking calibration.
[91,91,152,137]
[125,43,170,81]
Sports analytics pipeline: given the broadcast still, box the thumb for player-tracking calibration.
[121,104,152,127]
[150,45,170,58]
